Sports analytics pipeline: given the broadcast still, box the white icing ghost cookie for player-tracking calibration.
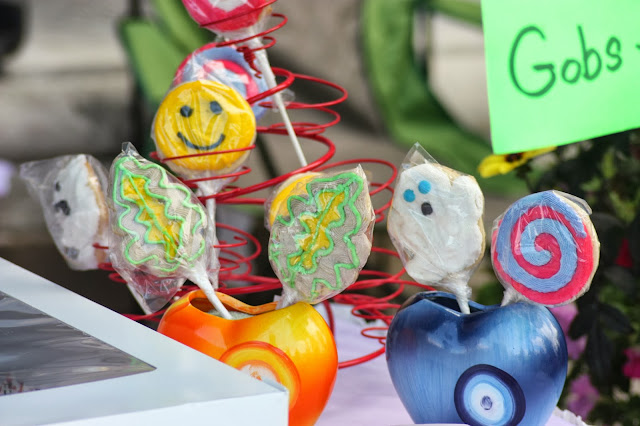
[387,162,485,287]
[20,155,109,270]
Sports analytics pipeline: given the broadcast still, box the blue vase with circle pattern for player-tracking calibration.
[386,291,567,425]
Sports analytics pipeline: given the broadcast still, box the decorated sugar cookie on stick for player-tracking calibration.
[181,0,308,167]
[108,142,231,318]
[173,44,271,121]
[153,79,257,179]
[267,166,375,307]
[19,154,110,271]
[20,154,181,313]
[491,190,600,307]
[387,144,485,314]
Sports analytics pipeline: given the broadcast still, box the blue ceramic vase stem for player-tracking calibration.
[386,292,568,426]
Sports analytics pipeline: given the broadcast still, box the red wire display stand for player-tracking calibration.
[99,10,434,369]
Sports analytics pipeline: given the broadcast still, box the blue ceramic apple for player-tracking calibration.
[386,292,568,426]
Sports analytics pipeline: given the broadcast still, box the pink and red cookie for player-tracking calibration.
[491,191,599,306]
[182,0,273,34]
[174,44,269,119]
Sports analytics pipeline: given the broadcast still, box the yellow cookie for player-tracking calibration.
[153,80,256,175]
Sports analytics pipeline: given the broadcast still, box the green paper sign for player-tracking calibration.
[482,0,640,154]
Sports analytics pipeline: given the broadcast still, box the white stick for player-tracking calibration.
[501,287,519,307]
[247,37,307,168]
[455,291,471,315]
[194,182,228,318]
[443,276,471,315]
[198,277,233,319]
[196,182,222,280]
[206,197,221,273]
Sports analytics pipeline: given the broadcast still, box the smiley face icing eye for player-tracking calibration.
[421,202,433,216]
[454,364,525,426]
[180,105,193,117]
[210,101,223,114]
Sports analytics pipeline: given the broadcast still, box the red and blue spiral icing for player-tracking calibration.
[492,191,597,306]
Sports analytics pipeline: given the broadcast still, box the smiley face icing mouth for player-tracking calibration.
[177,132,226,151]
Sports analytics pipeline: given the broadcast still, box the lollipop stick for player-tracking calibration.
[442,276,471,315]
[196,279,233,319]
[194,183,228,318]
[205,197,221,277]
[501,287,518,307]
[247,37,307,168]
[455,291,471,315]
[192,272,232,319]
[195,182,222,280]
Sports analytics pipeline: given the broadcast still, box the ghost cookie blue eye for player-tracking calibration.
[403,189,416,203]
[418,180,431,194]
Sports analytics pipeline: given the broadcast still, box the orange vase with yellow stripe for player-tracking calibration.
[158,290,337,426]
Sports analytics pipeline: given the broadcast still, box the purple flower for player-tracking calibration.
[566,374,599,419]
[550,304,586,360]
[623,348,640,378]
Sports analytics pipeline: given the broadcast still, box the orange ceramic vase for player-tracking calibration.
[158,290,338,426]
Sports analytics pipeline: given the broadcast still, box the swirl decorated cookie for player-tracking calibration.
[181,0,272,34]
[491,190,599,306]
[173,44,269,120]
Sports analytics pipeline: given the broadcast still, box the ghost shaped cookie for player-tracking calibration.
[20,154,110,270]
[387,154,485,300]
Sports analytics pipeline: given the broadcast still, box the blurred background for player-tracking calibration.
[0,0,516,312]
[2,3,639,422]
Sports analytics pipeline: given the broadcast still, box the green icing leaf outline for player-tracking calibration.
[269,172,365,298]
[112,155,206,274]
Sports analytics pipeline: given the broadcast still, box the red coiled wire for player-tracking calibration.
[98,9,434,368]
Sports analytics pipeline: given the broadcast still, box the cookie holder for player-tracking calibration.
[94,8,437,369]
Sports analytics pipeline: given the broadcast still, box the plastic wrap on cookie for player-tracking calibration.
[151,79,256,181]
[108,143,214,312]
[19,154,110,270]
[172,44,270,120]
[267,166,375,307]
[181,0,273,37]
[387,144,485,299]
[491,190,600,307]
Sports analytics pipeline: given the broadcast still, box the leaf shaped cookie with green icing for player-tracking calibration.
[267,166,375,307]
[108,143,218,313]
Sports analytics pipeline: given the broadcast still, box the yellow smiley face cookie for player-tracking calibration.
[153,80,256,175]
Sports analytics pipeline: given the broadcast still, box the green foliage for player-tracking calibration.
[497,130,640,424]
